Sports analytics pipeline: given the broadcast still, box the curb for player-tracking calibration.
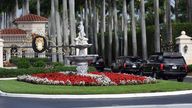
[1,90,192,99]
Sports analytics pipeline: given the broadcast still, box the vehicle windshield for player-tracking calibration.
[163,57,185,64]
[126,58,141,63]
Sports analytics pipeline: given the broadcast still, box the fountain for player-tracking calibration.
[66,21,98,75]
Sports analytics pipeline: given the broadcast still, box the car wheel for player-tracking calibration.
[177,77,184,82]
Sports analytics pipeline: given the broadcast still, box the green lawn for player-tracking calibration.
[0,80,192,94]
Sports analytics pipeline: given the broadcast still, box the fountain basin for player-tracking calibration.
[70,44,92,49]
[66,54,98,75]
[66,54,98,62]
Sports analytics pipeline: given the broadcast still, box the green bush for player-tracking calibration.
[17,59,31,69]
[10,57,49,67]
[32,60,46,68]
[0,66,96,78]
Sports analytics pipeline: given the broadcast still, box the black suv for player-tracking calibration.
[91,56,105,71]
[142,52,188,82]
[111,56,146,74]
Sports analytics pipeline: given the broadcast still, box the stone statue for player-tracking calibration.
[74,21,89,55]
[75,21,88,45]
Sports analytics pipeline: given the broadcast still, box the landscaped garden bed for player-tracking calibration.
[17,72,157,86]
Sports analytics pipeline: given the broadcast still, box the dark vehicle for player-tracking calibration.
[91,56,105,71]
[142,52,188,82]
[111,56,146,74]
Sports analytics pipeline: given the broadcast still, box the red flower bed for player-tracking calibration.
[17,72,157,86]
[90,72,146,84]
[32,73,97,85]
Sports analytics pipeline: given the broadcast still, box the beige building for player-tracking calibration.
[0,14,48,62]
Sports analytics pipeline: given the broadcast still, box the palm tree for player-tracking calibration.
[108,0,113,65]
[175,0,179,21]
[55,0,63,63]
[130,0,137,56]
[22,0,29,15]
[93,0,98,54]
[85,0,89,38]
[166,0,172,49]
[113,0,119,59]
[62,0,69,65]
[37,0,40,16]
[188,0,192,22]
[123,0,128,56]
[69,0,76,55]
[154,0,160,52]
[140,0,147,59]
[101,0,106,59]
[50,0,57,62]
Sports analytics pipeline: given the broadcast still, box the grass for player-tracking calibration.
[0,80,192,94]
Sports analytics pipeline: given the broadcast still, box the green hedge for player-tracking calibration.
[0,66,96,78]
[10,57,49,68]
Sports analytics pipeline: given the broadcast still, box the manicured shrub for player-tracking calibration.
[32,60,46,68]
[17,59,31,69]
[0,66,96,78]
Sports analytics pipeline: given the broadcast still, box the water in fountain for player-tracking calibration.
[66,21,98,75]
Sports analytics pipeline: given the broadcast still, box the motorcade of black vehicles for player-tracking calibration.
[90,56,105,71]
[111,56,146,74]
[141,52,188,82]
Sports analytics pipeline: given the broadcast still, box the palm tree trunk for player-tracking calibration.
[88,0,94,53]
[23,0,29,15]
[175,0,179,21]
[188,0,192,22]
[154,0,160,52]
[93,0,98,54]
[85,0,89,38]
[140,0,147,59]
[123,0,128,56]
[55,0,63,63]
[15,0,19,18]
[113,0,119,58]
[108,0,113,65]
[62,0,69,65]
[101,0,106,60]
[166,0,173,46]
[130,0,137,56]
[50,0,57,62]
[69,0,76,55]
[37,0,40,16]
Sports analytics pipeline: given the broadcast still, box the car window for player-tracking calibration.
[163,57,186,64]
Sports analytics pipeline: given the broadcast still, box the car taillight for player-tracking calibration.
[183,64,188,72]
[160,64,164,71]
[124,63,126,68]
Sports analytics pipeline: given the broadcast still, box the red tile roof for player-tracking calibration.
[0,28,26,35]
[13,14,48,23]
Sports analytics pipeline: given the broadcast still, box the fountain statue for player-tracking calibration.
[66,21,98,75]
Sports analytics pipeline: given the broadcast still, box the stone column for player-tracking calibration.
[176,31,192,64]
[0,38,4,68]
